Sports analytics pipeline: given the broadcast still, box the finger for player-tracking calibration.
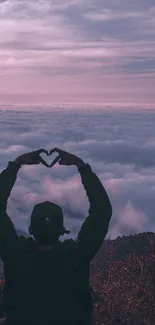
[39,156,49,167]
[50,148,64,155]
[34,157,42,165]
[37,148,49,155]
[59,160,70,165]
[50,155,61,167]
[58,159,65,165]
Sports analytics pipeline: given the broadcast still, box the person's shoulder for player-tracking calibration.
[62,239,77,263]
[15,236,35,251]
[17,235,31,243]
[62,239,77,251]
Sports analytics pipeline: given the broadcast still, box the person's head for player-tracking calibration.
[29,201,70,245]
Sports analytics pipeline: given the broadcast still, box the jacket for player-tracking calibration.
[0,162,112,325]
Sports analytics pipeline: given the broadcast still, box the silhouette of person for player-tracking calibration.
[0,148,112,325]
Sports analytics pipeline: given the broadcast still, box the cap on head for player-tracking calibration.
[30,201,70,236]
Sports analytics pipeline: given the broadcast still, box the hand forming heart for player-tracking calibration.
[15,148,84,168]
[40,148,84,168]
[40,150,59,168]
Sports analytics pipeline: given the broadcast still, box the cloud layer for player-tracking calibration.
[0,0,155,104]
[1,108,155,240]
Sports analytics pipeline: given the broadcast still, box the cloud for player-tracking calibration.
[118,58,155,74]
[108,201,148,239]
[0,0,155,104]
[62,139,155,168]
[84,9,145,22]
[1,108,155,240]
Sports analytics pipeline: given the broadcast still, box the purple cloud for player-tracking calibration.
[1,108,155,240]
[0,0,154,104]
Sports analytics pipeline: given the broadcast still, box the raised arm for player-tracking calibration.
[75,162,112,263]
[49,148,112,263]
[0,148,48,261]
[0,161,20,260]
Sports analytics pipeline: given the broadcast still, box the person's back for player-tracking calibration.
[0,148,112,325]
[4,237,93,325]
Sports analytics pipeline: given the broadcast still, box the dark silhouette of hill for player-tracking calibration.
[90,231,155,324]
[0,231,155,324]
[93,231,155,262]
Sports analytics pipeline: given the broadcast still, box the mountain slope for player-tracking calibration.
[90,232,155,325]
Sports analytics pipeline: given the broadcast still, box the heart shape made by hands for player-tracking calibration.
[40,151,59,168]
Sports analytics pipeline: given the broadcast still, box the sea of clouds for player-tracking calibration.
[0,107,155,240]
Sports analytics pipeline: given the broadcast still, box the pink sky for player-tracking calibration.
[0,0,155,106]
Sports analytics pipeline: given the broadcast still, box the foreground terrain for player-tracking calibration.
[0,232,155,324]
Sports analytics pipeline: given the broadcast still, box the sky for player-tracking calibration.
[1,108,155,240]
[0,0,155,106]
